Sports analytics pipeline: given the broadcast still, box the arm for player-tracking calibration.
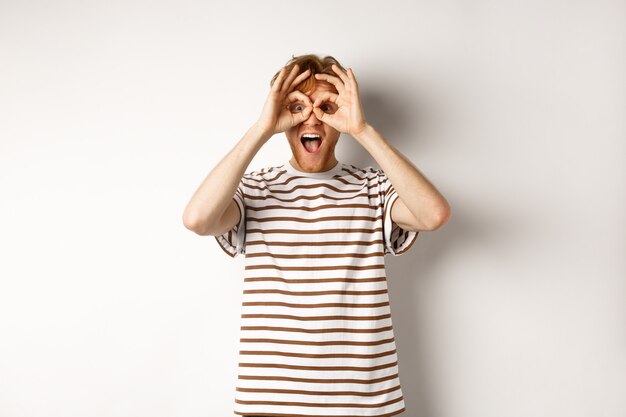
[313,65,451,232]
[354,124,451,231]
[182,124,269,236]
[183,63,315,236]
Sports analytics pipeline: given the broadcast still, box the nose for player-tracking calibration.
[303,108,322,125]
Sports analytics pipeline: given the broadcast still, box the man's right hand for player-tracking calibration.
[255,64,313,137]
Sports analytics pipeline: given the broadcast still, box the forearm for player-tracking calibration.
[353,123,450,227]
[182,123,271,234]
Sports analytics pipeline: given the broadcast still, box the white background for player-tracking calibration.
[1,1,624,416]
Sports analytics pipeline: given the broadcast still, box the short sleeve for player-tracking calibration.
[214,180,246,258]
[378,170,419,256]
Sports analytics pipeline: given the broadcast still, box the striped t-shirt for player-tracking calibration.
[215,160,418,417]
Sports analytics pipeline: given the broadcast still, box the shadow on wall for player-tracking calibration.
[348,79,501,416]
[350,81,443,417]
[350,79,440,162]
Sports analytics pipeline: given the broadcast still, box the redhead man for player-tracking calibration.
[183,54,450,417]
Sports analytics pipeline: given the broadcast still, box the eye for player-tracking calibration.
[288,102,305,113]
[320,103,337,114]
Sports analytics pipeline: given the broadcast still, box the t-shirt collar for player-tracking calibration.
[283,159,343,179]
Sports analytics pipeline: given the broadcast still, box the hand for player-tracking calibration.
[312,64,368,137]
[255,64,314,137]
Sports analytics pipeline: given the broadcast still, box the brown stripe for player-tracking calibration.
[242,181,373,195]
[235,394,403,408]
[239,337,395,346]
[245,239,383,247]
[233,407,405,417]
[242,164,350,181]
[239,325,394,334]
[247,214,383,224]
[280,175,364,188]
[245,264,385,271]
[233,407,406,417]
[214,236,236,258]
[246,251,384,259]
[240,313,392,321]
[395,235,418,254]
[236,383,401,397]
[243,167,315,184]
[243,289,388,296]
[243,191,384,204]
[238,348,396,359]
[245,227,382,234]
[247,202,379,212]
[243,276,387,284]
[239,360,398,372]
[241,301,389,308]
[244,169,288,184]
[240,168,383,188]
[275,168,364,186]
[237,371,399,385]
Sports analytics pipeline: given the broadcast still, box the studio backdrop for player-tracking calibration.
[0,1,624,417]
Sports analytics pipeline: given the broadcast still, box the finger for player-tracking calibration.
[281,64,301,92]
[347,67,359,88]
[294,106,313,123]
[312,106,331,123]
[314,96,337,114]
[282,90,313,115]
[346,68,361,102]
[272,67,290,92]
[314,73,345,94]
[287,90,313,106]
[285,102,312,127]
[312,91,339,107]
[313,92,340,115]
[331,63,350,84]
[289,68,311,90]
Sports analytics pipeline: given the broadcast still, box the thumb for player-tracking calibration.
[312,106,328,122]
[296,106,313,123]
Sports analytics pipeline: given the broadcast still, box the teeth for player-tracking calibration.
[302,134,321,139]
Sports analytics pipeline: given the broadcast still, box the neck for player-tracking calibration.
[290,156,338,173]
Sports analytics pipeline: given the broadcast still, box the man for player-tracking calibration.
[183,54,450,417]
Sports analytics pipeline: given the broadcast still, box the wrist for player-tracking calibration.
[250,122,274,142]
[352,123,374,141]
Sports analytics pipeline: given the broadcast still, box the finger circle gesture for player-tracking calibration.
[256,64,315,136]
[313,64,368,137]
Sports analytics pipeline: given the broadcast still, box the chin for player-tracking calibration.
[295,153,325,165]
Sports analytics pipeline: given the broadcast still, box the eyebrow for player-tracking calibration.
[296,98,335,104]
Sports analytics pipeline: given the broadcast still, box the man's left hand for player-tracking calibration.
[313,64,369,138]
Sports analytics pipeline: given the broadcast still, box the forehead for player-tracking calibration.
[301,81,337,99]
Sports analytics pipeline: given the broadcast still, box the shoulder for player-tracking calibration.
[342,163,385,183]
[242,164,286,183]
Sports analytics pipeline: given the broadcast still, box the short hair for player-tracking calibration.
[270,53,347,94]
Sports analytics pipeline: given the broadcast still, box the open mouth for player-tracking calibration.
[300,133,323,154]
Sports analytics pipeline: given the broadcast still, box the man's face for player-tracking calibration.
[285,81,341,172]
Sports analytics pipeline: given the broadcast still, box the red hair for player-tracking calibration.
[270,53,347,94]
